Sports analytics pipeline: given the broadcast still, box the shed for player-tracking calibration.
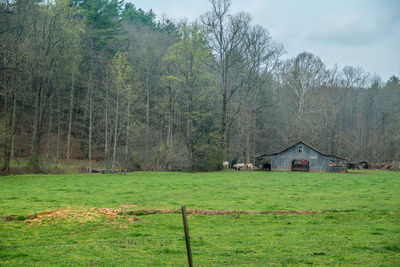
[254,141,349,172]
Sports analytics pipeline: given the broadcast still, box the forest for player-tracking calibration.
[0,0,399,174]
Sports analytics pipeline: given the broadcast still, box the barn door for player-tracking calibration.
[291,160,309,172]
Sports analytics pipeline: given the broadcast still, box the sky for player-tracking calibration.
[128,0,400,81]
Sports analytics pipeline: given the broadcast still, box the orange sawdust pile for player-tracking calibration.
[22,206,323,224]
[25,208,123,224]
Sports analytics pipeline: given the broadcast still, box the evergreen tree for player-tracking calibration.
[74,0,123,50]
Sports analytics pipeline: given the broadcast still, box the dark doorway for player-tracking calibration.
[262,163,271,171]
[291,159,309,172]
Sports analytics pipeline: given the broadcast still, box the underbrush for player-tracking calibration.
[8,158,107,175]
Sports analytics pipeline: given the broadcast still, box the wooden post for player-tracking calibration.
[181,205,193,267]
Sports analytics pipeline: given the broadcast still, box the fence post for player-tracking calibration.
[181,205,193,267]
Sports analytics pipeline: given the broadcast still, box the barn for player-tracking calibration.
[254,141,349,172]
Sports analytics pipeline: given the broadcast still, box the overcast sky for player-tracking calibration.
[129,0,400,81]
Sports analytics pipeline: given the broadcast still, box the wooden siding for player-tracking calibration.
[255,142,341,172]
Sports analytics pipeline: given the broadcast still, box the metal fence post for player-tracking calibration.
[181,205,193,267]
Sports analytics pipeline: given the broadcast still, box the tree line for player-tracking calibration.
[0,0,399,174]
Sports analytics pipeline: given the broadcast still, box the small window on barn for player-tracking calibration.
[298,145,303,153]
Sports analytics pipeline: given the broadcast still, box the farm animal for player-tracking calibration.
[233,163,245,170]
[223,161,229,168]
[245,163,254,170]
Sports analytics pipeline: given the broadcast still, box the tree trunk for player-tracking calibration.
[252,113,256,163]
[46,94,53,160]
[10,54,19,159]
[221,91,227,160]
[145,83,150,157]
[66,73,75,160]
[191,147,195,171]
[104,90,109,173]
[124,98,130,174]
[81,85,90,151]
[298,95,304,140]
[245,111,250,163]
[167,84,173,170]
[3,90,7,115]
[10,91,17,158]
[31,79,44,173]
[0,121,11,175]
[88,86,93,173]
[188,88,195,170]
[111,90,119,173]
[2,38,8,115]
[31,83,43,157]
[56,87,61,164]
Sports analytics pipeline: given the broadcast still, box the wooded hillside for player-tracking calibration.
[0,0,399,173]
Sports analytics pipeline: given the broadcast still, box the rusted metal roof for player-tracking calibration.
[254,140,349,161]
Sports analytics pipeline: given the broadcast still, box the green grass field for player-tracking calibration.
[1,171,399,266]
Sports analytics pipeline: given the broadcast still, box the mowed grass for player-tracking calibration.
[1,171,399,266]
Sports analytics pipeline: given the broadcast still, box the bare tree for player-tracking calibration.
[201,0,251,159]
[231,25,283,161]
[281,52,326,140]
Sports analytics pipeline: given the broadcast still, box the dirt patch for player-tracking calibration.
[115,208,319,216]
[3,207,340,224]
[24,208,102,224]
[186,209,317,215]
[97,208,122,218]
[22,208,129,224]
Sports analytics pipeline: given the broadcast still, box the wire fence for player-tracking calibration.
[1,216,399,266]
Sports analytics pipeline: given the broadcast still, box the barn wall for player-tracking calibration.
[257,142,337,172]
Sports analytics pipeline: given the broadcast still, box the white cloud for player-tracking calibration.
[128,0,400,80]
[308,11,394,46]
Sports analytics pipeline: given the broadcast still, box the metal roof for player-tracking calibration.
[254,140,349,161]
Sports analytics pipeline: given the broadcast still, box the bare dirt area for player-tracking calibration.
[121,208,318,215]
[1,207,349,224]
[24,208,106,224]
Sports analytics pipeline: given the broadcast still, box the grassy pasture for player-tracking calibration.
[0,171,399,266]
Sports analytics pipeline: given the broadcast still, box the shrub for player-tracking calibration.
[26,155,41,173]
[194,144,223,172]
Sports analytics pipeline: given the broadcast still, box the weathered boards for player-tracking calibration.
[254,141,349,172]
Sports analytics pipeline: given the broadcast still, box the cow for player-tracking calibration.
[233,163,245,170]
[245,163,254,171]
